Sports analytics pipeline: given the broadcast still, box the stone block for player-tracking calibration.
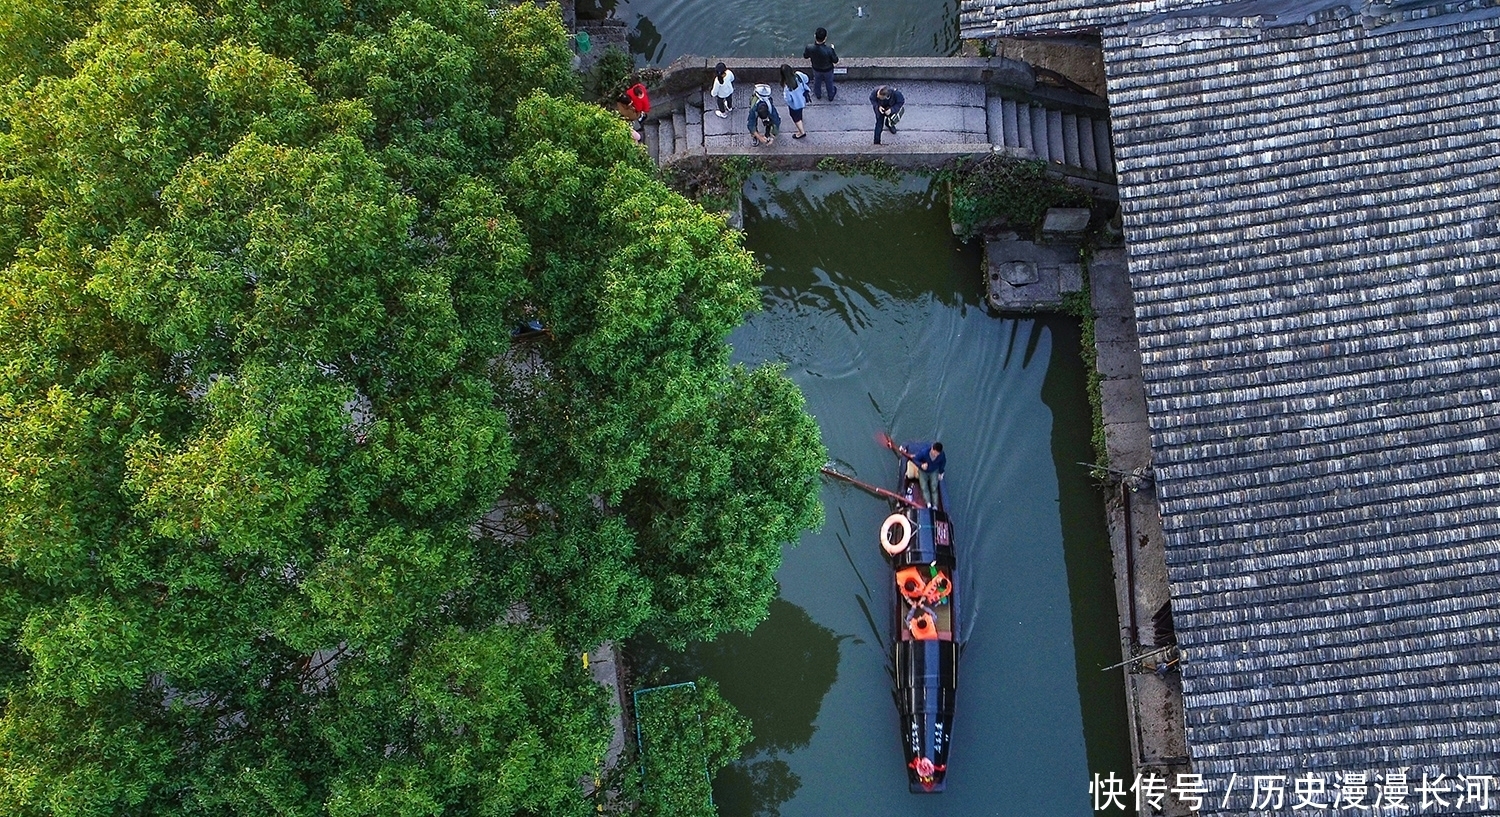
[1101,377,1149,425]
[1059,262,1083,293]
[1043,207,1092,232]
[1096,340,1144,381]
[1093,311,1140,347]
[1062,112,1081,166]
[672,111,687,154]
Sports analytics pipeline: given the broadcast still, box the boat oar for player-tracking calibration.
[1099,643,1176,672]
[876,431,917,464]
[821,466,922,510]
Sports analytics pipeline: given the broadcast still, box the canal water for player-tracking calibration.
[581,0,960,65]
[630,174,1130,815]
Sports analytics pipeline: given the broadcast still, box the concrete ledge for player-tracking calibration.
[667,142,995,171]
[657,55,1037,96]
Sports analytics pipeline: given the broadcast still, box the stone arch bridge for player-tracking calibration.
[640,56,1117,195]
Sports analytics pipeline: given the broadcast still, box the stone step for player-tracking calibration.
[1017,103,1033,152]
[986,95,1005,145]
[1093,117,1114,175]
[1062,112,1081,167]
[659,117,675,159]
[1030,105,1047,161]
[703,141,995,161]
[705,128,991,152]
[644,120,660,162]
[1046,109,1065,164]
[686,108,704,155]
[1079,116,1098,171]
[703,100,988,141]
[1001,98,1020,148]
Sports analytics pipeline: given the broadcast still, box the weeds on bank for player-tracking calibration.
[814,156,903,182]
[947,154,1090,240]
[1060,258,1108,471]
[660,155,765,215]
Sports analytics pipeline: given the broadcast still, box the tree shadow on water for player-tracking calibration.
[628,598,842,817]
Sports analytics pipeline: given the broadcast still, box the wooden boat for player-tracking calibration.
[882,448,958,793]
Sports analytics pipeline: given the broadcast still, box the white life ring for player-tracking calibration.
[880,513,913,555]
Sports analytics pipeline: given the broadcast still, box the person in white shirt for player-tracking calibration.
[710,62,735,118]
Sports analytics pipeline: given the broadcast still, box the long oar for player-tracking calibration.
[820,466,922,510]
[875,431,917,464]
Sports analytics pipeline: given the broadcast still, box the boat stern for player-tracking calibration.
[895,639,957,794]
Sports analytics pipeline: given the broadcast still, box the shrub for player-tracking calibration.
[635,680,751,817]
[949,154,1090,240]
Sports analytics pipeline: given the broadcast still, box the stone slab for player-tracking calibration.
[1086,257,1128,314]
[1101,377,1149,425]
[1059,262,1083,293]
[1093,312,1139,348]
[1104,420,1153,473]
[643,120,660,162]
[1096,339,1144,381]
[1043,206,1092,233]
[998,259,1039,285]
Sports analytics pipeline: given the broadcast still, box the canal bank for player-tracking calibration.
[982,222,1191,815]
[1087,250,1193,816]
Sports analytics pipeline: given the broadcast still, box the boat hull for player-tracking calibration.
[894,639,957,792]
[887,455,959,793]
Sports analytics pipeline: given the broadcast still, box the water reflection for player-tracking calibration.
[603,0,958,65]
[629,598,843,816]
[627,15,664,63]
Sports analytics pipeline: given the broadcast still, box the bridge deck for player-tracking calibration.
[642,57,1116,180]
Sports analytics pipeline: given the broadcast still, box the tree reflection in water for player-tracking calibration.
[628,598,842,817]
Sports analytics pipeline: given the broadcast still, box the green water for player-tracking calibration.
[630,173,1130,815]
[580,0,960,65]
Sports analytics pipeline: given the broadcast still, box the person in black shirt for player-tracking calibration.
[870,85,904,145]
[803,27,839,101]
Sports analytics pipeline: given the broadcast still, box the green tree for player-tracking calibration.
[0,0,821,814]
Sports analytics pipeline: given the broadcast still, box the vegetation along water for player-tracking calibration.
[0,3,820,814]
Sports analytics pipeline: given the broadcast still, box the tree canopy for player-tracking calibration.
[0,0,824,814]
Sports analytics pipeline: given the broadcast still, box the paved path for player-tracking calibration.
[1092,248,1193,816]
[581,641,626,801]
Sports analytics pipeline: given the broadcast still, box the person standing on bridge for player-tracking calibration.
[870,85,904,145]
[746,84,781,146]
[803,28,839,101]
[781,64,810,138]
[710,62,735,118]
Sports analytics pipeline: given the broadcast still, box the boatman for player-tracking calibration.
[900,441,945,507]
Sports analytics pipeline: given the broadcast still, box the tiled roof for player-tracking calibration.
[1102,1,1500,804]
[959,0,1270,36]
[960,0,1500,37]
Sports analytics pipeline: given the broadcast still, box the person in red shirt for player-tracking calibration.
[625,82,650,117]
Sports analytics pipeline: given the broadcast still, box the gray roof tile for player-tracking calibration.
[1068,3,1500,803]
